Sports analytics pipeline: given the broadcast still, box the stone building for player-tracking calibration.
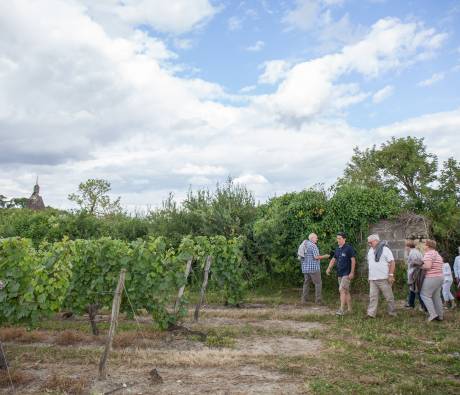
[26,180,45,210]
[368,213,430,261]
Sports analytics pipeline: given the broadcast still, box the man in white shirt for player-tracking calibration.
[367,234,396,318]
[454,247,460,286]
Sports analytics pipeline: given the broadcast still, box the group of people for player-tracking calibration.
[298,232,460,321]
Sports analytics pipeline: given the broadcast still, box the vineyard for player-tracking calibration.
[0,236,246,330]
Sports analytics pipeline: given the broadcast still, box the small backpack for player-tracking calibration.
[297,240,308,260]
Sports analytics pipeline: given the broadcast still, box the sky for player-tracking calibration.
[1,0,459,210]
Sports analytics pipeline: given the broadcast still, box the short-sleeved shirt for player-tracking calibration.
[368,246,394,280]
[301,241,320,273]
[333,243,356,277]
[423,250,443,278]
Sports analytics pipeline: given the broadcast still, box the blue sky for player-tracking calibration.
[173,0,460,126]
[0,0,459,209]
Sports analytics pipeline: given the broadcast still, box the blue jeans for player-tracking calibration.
[408,289,426,310]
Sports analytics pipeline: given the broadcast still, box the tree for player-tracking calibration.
[0,195,7,208]
[375,137,437,208]
[338,146,385,189]
[68,179,122,216]
[438,157,460,201]
[340,137,437,209]
[0,196,28,209]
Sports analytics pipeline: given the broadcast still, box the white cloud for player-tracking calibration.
[228,16,243,31]
[373,108,460,161]
[0,3,455,209]
[240,85,257,93]
[258,60,292,84]
[174,38,194,50]
[417,72,445,87]
[246,40,265,52]
[255,18,446,124]
[282,0,320,32]
[115,0,217,35]
[372,85,394,103]
[234,174,269,185]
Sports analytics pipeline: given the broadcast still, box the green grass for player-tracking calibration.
[258,289,460,395]
[2,285,459,394]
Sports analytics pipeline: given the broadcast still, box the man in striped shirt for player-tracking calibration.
[301,233,330,305]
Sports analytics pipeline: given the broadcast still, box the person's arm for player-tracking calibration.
[388,260,395,284]
[312,244,329,261]
[326,258,336,275]
[348,257,356,280]
[314,253,330,260]
[454,258,460,283]
[422,255,432,270]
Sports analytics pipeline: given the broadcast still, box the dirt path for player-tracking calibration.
[1,304,328,395]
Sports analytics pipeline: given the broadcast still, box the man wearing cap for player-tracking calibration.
[367,234,397,318]
[326,232,356,316]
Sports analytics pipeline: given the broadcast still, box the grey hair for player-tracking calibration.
[367,234,380,242]
[308,233,317,241]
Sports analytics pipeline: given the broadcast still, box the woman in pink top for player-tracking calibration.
[420,239,444,321]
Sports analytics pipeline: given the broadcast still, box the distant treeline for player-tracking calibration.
[1,137,459,286]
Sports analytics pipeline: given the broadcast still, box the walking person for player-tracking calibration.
[326,232,356,316]
[299,233,330,305]
[454,247,460,287]
[441,257,456,309]
[366,234,397,318]
[420,240,444,322]
[405,240,426,311]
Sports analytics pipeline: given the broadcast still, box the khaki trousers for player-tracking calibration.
[302,272,322,304]
[367,279,395,317]
[420,276,444,321]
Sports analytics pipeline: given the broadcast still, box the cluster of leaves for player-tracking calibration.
[0,235,245,327]
[181,235,246,306]
[0,238,73,324]
[0,209,151,246]
[339,136,460,262]
[252,186,402,285]
[2,136,458,286]
[65,237,189,330]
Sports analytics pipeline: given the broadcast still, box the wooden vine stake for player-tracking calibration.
[0,342,8,370]
[174,258,193,314]
[194,256,212,322]
[98,268,126,380]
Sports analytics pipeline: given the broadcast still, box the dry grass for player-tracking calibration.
[54,330,88,346]
[112,330,166,349]
[0,327,48,343]
[0,368,33,388]
[133,348,249,368]
[198,306,331,322]
[41,373,89,395]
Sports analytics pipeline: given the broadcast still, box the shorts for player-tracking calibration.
[338,276,350,292]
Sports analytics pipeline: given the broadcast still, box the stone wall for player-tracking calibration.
[368,215,430,262]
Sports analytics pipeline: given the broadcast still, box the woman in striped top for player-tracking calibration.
[420,239,444,322]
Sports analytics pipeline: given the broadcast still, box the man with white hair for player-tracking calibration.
[367,234,397,318]
[300,233,330,305]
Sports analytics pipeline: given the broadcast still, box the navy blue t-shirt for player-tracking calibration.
[333,243,356,277]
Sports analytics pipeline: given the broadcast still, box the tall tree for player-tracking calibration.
[340,137,437,209]
[68,179,122,216]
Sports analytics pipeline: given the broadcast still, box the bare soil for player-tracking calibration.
[0,304,326,394]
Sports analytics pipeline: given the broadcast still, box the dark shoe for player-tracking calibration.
[366,314,375,319]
